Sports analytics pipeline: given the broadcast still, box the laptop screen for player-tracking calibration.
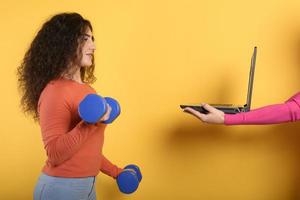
[245,46,257,111]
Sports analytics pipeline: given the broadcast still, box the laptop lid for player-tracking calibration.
[244,46,257,111]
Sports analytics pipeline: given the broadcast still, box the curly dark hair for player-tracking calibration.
[17,12,96,121]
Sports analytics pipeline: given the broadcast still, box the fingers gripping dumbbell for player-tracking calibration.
[117,164,142,194]
[78,94,121,124]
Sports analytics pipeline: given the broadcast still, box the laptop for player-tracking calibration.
[180,46,257,114]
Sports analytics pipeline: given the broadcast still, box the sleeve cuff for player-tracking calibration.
[224,113,244,125]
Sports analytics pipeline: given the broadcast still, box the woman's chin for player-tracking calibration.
[81,63,92,68]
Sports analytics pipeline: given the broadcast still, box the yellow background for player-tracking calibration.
[1,0,300,199]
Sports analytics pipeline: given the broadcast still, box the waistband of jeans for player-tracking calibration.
[38,173,96,186]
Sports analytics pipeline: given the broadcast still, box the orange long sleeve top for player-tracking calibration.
[38,78,122,178]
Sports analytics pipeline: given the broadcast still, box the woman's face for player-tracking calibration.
[79,27,96,67]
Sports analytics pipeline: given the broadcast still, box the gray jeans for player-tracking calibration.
[34,173,96,200]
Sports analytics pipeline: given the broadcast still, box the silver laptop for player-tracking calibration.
[180,46,257,114]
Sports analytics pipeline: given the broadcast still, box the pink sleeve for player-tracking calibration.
[225,92,300,125]
[100,155,123,178]
[39,86,100,166]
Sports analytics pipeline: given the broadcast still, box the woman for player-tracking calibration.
[17,12,122,200]
[183,92,300,124]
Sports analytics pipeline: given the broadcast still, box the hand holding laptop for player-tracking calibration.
[183,103,225,124]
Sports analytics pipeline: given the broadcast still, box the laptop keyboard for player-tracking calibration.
[210,104,234,106]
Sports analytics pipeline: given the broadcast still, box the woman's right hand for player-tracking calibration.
[96,104,112,125]
[183,103,225,124]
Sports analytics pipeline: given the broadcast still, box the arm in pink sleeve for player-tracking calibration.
[225,92,300,125]
[39,86,99,167]
[100,155,123,178]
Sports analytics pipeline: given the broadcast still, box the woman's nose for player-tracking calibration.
[90,41,96,50]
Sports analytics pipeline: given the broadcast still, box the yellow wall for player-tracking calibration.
[1,0,300,199]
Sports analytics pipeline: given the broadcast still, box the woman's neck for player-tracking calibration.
[62,67,83,84]
[71,68,82,83]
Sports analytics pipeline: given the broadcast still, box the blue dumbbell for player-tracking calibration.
[102,97,121,124]
[124,165,142,182]
[117,164,142,194]
[78,94,121,124]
